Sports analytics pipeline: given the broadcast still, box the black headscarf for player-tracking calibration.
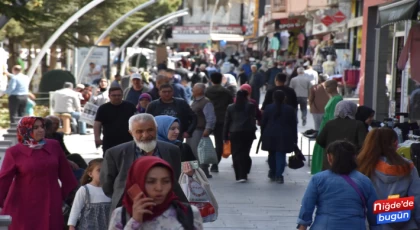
[355,106,375,131]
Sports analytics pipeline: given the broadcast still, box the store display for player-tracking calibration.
[322,55,336,76]
[397,24,420,84]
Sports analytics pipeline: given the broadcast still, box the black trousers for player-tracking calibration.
[212,123,224,164]
[230,131,255,180]
[8,95,28,123]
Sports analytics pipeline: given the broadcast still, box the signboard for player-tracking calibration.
[172,26,243,35]
[76,46,110,84]
[333,11,346,23]
[321,15,334,27]
[275,17,306,30]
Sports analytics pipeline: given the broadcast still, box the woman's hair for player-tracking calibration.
[80,158,103,185]
[326,140,358,175]
[234,90,248,110]
[357,128,411,178]
[273,90,285,117]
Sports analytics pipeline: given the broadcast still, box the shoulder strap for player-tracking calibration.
[83,185,90,206]
[341,175,366,216]
[121,206,127,228]
[174,202,194,230]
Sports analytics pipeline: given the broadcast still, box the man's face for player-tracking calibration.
[192,85,203,98]
[132,78,142,89]
[89,63,94,69]
[251,66,257,73]
[159,87,174,101]
[108,89,123,105]
[129,120,157,143]
[49,117,60,133]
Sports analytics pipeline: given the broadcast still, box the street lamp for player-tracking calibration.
[77,0,159,82]
[121,10,189,73]
[27,0,105,80]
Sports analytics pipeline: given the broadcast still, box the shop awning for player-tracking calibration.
[167,34,244,44]
[377,0,419,28]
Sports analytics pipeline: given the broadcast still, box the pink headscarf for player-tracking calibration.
[240,84,252,95]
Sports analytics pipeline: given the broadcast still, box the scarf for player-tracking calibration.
[334,100,358,119]
[155,115,181,144]
[122,156,179,221]
[17,116,46,149]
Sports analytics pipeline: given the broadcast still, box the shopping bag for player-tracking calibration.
[197,137,218,164]
[79,102,99,126]
[179,168,218,222]
[222,141,231,158]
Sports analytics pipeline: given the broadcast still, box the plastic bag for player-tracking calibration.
[179,168,218,222]
[197,137,218,164]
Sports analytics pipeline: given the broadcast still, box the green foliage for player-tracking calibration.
[39,69,76,93]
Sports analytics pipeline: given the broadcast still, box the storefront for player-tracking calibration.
[360,0,419,120]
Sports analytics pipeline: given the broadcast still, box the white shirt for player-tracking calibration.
[90,65,102,81]
[290,74,313,98]
[305,69,319,85]
[52,88,81,113]
[68,184,111,226]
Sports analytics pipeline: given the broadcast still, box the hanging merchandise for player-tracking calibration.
[270,36,280,51]
[280,31,290,51]
[397,24,420,84]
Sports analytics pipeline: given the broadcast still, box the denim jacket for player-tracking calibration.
[297,170,381,230]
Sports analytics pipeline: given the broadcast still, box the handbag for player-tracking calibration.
[179,168,218,222]
[222,141,231,158]
[197,137,218,165]
[288,154,304,169]
[341,175,366,217]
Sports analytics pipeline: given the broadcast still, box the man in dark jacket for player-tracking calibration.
[205,72,234,172]
[249,65,265,104]
[146,83,197,141]
[262,73,298,112]
[265,62,283,90]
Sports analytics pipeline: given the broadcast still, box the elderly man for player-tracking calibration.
[5,65,30,123]
[100,113,188,213]
[53,82,86,134]
[249,65,265,104]
[186,83,216,178]
[289,67,313,126]
[123,73,149,106]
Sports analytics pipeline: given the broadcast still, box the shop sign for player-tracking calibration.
[333,11,346,23]
[321,15,334,27]
[172,26,243,35]
[275,17,305,30]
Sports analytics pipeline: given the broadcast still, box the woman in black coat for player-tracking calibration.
[261,90,298,183]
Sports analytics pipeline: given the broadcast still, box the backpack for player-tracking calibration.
[121,201,194,229]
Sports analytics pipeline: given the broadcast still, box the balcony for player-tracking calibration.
[271,0,287,12]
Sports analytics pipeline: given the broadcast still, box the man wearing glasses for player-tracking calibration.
[94,87,137,156]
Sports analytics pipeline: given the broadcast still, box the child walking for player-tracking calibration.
[68,159,111,230]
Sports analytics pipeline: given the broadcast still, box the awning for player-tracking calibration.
[167,34,243,44]
[377,0,419,28]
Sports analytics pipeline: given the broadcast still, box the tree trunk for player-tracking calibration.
[49,44,57,71]
[61,46,67,70]
[26,44,33,73]
[6,38,17,72]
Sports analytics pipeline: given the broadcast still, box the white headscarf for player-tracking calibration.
[334,100,358,119]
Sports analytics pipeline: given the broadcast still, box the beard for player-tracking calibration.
[134,139,157,153]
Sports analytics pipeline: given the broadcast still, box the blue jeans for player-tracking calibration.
[70,112,87,134]
[268,151,286,178]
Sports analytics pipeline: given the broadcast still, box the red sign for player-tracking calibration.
[321,15,334,27]
[333,11,346,23]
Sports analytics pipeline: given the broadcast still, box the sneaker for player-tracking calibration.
[276,176,284,184]
[206,174,213,179]
[302,119,307,126]
[210,165,219,173]
[236,179,247,183]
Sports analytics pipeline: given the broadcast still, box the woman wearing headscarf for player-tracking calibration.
[316,100,367,170]
[155,115,196,162]
[355,105,375,132]
[222,73,238,98]
[108,156,203,229]
[137,93,152,113]
[0,117,78,230]
[261,90,297,183]
[223,90,257,183]
[236,84,262,123]
[311,80,343,175]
